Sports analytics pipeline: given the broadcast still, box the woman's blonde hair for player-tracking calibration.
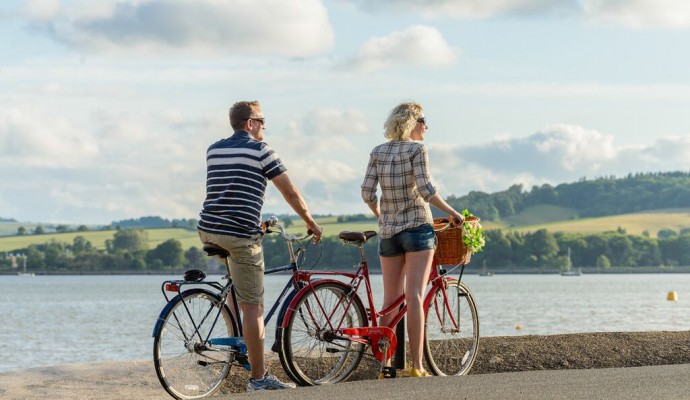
[383,101,423,140]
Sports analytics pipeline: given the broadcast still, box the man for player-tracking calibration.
[198,100,322,391]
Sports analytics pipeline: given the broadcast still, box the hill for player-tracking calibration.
[3,207,690,254]
[446,171,690,222]
[5,171,690,253]
[505,207,690,237]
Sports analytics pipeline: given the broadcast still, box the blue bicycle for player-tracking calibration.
[152,217,315,399]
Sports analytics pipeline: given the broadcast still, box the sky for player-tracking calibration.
[2,0,690,225]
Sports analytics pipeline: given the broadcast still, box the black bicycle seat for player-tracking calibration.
[338,231,377,243]
[203,243,229,258]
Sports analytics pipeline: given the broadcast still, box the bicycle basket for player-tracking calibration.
[433,216,480,265]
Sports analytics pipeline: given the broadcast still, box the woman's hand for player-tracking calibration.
[450,212,465,227]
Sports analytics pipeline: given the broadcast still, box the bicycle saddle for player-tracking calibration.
[184,269,206,282]
[202,243,229,258]
[338,230,378,243]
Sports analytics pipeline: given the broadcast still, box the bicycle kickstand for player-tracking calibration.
[377,340,396,379]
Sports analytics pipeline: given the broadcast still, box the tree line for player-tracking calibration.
[1,229,206,273]
[445,171,690,221]
[3,225,690,274]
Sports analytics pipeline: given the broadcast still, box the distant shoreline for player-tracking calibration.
[3,266,690,276]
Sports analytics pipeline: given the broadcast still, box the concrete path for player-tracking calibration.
[2,360,688,399]
[233,364,690,400]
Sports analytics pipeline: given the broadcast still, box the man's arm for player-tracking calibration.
[271,172,323,242]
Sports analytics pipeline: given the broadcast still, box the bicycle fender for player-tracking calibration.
[280,279,352,328]
[151,288,220,337]
[271,288,298,350]
[423,277,457,310]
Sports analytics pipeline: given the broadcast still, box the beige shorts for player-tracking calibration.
[198,230,265,305]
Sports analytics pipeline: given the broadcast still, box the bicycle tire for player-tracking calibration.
[423,279,479,376]
[280,280,367,386]
[153,288,238,400]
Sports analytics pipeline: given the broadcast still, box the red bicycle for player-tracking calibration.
[278,219,480,385]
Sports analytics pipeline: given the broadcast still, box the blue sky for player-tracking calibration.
[2,0,690,225]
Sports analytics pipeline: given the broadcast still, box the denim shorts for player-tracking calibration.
[379,223,436,257]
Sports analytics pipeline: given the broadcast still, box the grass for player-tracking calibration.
[0,228,202,253]
[501,205,579,227]
[0,218,380,253]
[506,208,690,237]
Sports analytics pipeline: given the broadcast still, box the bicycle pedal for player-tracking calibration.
[235,354,251,371]
[379,366,396,379]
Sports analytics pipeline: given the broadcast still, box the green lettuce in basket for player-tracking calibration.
[461,209,485,253]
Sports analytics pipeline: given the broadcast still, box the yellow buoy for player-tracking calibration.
[667,291,678,301]
[515,324,522,331]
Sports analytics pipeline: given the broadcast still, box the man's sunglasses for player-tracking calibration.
[417,117,426,124]
[247,117,265,125]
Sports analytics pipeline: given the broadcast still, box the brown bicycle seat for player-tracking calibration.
[338,230,378,244]
[202,243,229,258]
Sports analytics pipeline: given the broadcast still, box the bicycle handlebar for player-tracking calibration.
[263,216,314,242]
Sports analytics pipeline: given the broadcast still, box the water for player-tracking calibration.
[1,273,689,373]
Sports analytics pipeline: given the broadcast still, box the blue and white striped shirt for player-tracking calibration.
[198,131,286,238]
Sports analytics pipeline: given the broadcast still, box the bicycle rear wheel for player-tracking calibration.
[280,281,367,386]
[153,289,237,400]
[423,279,479,376]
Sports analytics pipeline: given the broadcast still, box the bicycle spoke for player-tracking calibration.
[424,280,479,376]
[154,290,236,399]
[281,282,366,385]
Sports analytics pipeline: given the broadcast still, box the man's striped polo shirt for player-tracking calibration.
[198,130,286,238]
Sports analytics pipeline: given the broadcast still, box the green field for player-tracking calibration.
[0,218,380,253]
[3,208,690,253]
[501,205,579,227]
[507,208,690,237]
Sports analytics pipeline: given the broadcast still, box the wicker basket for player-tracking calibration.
[433,216,480,266]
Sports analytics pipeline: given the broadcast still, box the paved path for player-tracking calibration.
[233,364,690,400]
[2,360,688,399]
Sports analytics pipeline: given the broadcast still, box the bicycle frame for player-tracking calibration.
[152,219,315,369]
[280,231,468,364]
[278,222,478,385]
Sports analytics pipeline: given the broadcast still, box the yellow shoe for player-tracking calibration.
[408,367,431,377]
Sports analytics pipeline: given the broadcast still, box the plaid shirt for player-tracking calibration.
[361,140,436,239]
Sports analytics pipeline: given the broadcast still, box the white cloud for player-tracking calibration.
[22,0,60,21]
[455,124,617,178]
[343,0,690,28]
[583,0,690,28]
[0,108,99,168]
[0,104,215,224]
[302,108,369,136]
[342,0,576,18]
[428,125,690,197]
[23,0,334,57]
[350,25,459,71]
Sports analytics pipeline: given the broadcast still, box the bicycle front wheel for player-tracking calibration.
[280,281,367,386]
[153,289,237,400]
[423,279,479,376]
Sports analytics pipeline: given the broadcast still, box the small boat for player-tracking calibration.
[479,262,493,277]
[560,247,581,277]
[16,255,35,277]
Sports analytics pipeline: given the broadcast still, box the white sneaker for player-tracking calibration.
[247,373,296,391]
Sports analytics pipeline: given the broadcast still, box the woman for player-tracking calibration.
[361,101,465,377]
